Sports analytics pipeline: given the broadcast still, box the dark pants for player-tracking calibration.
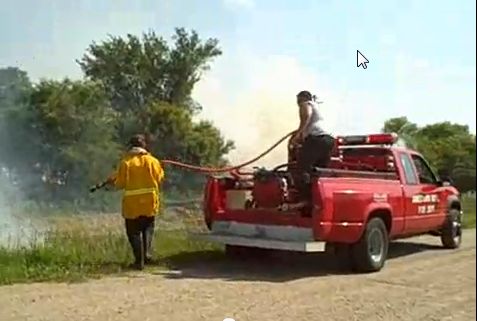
[125,216,155,266]
[295,134,335,201]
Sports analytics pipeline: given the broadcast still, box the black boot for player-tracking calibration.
[130,245,145,270]
[142,217,156,265]
[125,218,144,270]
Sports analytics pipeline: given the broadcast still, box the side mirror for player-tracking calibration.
[437,169,453,186]
[437,176,453,187]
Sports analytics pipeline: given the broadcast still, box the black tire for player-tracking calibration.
[351,217,389,273]
[325,242,354,270]
[440,208,463,249]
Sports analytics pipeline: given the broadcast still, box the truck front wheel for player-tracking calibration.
[351,217,389,273]
[440,208,463,249]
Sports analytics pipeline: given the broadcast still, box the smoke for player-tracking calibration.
[0,170,21,246]
[395,138,411,149]
[0,169,42,248]
[0,142,40,248]
[193,54,342,168]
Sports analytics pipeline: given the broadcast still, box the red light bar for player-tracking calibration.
[337,133,398,146]
[367,133,398,144]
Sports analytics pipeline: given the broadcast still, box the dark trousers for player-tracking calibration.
[295,134,335,201]
[125,216,155,265]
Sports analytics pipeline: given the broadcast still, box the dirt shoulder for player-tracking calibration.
[0,230,475,321]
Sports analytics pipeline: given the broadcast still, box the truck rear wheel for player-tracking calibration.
[440,209,462,249]
[325,243,353,270]
[351,217,389,273]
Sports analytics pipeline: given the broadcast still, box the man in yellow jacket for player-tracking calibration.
[107,134,165,270]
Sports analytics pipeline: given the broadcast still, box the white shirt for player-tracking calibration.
[302,100,330,137]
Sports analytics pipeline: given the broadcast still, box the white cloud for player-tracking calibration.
[223,0,255,10]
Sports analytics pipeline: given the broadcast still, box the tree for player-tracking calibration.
[1,78,121,203]
[416,122,476,192]
[382,116,419,148]
[78,28,221,115]
[417,122,475,170]
[0,67,32,112]
[77,28,233,190]
[0,28,235,206]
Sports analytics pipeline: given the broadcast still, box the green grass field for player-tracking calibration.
[462,195,476,229]
[0,213,221,285]
[0,228,222,285]
[0,195,475,285]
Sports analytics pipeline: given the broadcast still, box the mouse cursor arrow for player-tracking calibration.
[357,50,369,69]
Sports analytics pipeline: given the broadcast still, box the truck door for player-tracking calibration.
[409,154,447,230]
[398,152,420,232]
[398,152,445,233]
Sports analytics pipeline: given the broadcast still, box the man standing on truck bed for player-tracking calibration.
[106,134,165,270]
[290,90,335,208]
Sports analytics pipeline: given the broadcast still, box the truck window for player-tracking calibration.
[399,153,418,185]
[411,155,438,184]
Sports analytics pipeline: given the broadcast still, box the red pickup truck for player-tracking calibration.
[198,133,463,272]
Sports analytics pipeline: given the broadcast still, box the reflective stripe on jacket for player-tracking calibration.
[123,187,157,197]
[112,147,165,219]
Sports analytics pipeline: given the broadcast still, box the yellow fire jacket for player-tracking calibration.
[111,147,165,219]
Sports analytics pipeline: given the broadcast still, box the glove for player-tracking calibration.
[89,182,106,193]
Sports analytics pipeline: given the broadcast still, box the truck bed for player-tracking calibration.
[202,174,404,246]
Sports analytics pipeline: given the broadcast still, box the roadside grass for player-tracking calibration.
[462,195,476,229]
[0,194,475,285]
[0,212,222,285]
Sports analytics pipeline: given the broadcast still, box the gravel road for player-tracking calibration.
[1,229,475,321]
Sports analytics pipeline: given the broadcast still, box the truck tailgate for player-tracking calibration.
[192,215,326,252]
[192,232,326,252]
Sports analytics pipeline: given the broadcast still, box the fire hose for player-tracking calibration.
[89,131,296,193]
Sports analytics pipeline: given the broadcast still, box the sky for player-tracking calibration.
[1,0,475,165]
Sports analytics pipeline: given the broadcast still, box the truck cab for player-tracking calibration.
[198,133,463,272]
